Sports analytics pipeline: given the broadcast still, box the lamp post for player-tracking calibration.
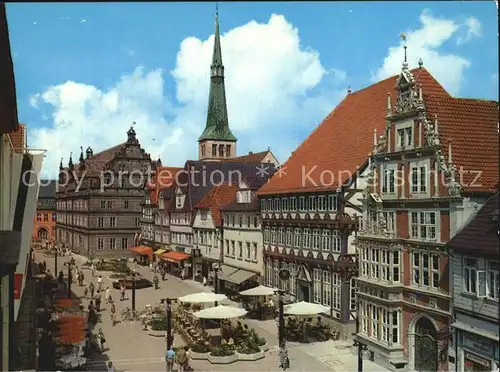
[131,273,136,312]
[152,208,158,263]
[165,297,177,349]
[66,262,73,299]
[54,243,58,274]
[212,262,220,306]
[278,268,290,371]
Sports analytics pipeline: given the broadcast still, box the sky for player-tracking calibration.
[6,1,498,178]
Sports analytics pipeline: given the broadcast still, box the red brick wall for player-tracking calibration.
[33,211,56,242]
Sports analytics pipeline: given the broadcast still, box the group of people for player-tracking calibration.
[165,345,189,372]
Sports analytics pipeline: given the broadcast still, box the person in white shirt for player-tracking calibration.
[97,275,103,291]
[104,286,110,304]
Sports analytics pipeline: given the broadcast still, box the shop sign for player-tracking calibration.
[13,273,23,300]
[465,352,491,368]
[463,333,493,355]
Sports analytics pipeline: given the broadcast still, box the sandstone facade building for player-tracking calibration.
[56,127,154,258]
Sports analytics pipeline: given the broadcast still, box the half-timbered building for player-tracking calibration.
[355,46,498,372]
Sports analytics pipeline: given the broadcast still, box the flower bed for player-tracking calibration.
[112,278,152,290]
[188,350,210,360]
[236,350,265,361]
[208,353,238,364]
[147,327,166,337]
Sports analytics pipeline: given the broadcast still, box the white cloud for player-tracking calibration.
[29,93,40,108]
[29,14,342,177]
[457,17,482,45]
[373,10,473,95]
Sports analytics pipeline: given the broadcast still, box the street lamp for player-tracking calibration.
[278,268,290,371]
[164,297,178,350]
[54,242,58,274]
[212,262,220,306]
[64,261,73,299]
[131,272,137,312]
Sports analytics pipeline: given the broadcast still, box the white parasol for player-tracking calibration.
[178,292,227,304]
[239,285,277,296]
[284,301,330,316]
[192,305,247,319]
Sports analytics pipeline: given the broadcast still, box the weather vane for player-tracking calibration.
[400,32,408,63]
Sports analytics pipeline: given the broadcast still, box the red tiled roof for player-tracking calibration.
[447,192,499,254]
[150,166,182,204]
[84,143,125,176]
[195,184,237,226]
[222,150,270,164]
[258,67,498,195]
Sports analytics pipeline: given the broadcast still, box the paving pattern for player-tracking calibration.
[37,251,388,371]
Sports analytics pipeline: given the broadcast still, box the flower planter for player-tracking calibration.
[208,353,238,364]
[259,343,269,352]
[237,351,265,361]
[187,350,210,360]
[147,326,166,337]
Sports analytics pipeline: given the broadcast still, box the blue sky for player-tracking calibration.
[6,1,498,176]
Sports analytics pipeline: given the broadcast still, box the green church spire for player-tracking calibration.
[198,8,237,142]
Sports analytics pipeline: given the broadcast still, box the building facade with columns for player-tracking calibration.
[354,47,498,372]
[56,127,154,258]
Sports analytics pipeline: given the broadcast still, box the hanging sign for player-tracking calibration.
[13,273,23,299]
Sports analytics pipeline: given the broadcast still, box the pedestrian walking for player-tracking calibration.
[97,275,103,291]
[153,275,159,290]
[95,291,102,312]
[162,268,166,281]
[84,286,88,299]
[165,346,175,372]
[107,361,115,372]
[110,301,116,326]
[89,282,95,299]
[120,283,126,301]
[149,262,153,272]
[176,346,188,372]
[104,286,110,303]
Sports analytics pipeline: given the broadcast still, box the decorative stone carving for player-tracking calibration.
[408,294,417,303]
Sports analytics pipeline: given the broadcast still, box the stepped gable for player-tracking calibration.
[447,192,499,254]
[258,67,498,195]
[195,184,238,226]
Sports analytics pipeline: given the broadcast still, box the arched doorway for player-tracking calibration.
[414,317,438,372]
[38,228,49,241]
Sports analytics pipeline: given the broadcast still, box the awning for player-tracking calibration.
[128,246,153,259]
[159,251,191,263]
[154,249,166,255]
[218,265,257,285]
[217,264,239,282]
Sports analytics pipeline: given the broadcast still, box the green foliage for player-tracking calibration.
[150,316,168,331]
[210,343,235,357]
[190,342,211,353]
[236,338,261,354]
[95,259,131,273]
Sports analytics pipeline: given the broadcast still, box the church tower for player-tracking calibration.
[198,9,237,161]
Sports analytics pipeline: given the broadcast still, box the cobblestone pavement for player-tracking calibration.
[37,252,388,371]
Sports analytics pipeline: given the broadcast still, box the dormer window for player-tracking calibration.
[237,190,251,203]
[395,122,413,150]
[201,210,208,220]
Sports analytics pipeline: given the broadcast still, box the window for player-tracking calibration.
[100,201,106,209]
[322,271,332,307]
[266,199,271,212]
[360,247,369,276]
[52,212,57,221]
[396,126,413,148]
[225,144,231,157]
[331,231,341,252]
[134,217,140,227]
[231,241,235,256]
[286,228,293,247]
[278,227,284,245]
[260,199,266,212]
[273,199,279,211]
[411,165,428,194]
[273,260,279,288]
[212,144,217,156]
[313,269,321,303]
[109,238,116,250]
[253,216,259,228]
[294,228,301,248]
[328,194,338,211]
[370,248,380,279]
[332,273,341,310]
[97,238,104,250]
[412,252,440,289]
[231,215,235,226]
[201,210,208,220]
[381,309,390,342]
[371,305,379,339]
[246,242,251,260]
[290,197,297,212]
[322,230,330,251]
[36,213,42,221]
[318,195,326,211]
[299,197,305,212]
[252,242,258,262]
[381,249,390,281]
[463,257,477,294]
[266,258,273,286]
[361,302,368,333]
[263,227,270,244]
[303,229,311,249]
[280,262,289,291]
[239,215,243,227]
[98,217,104,228]
[382,166,395,194]
[238,242,243,259]
[120,237,128,250]
[392,311,400,344]
[486,261,499,299]
[282,198,288,212]
[309,196,317,211]
[225,240,230,255]
[393,250,400,283]
[271,228,277,245]
[312,229,320,250]
[109,217,116,227]
[107,201,112,209]
[410,211,437,240]
[382,211,395,233]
